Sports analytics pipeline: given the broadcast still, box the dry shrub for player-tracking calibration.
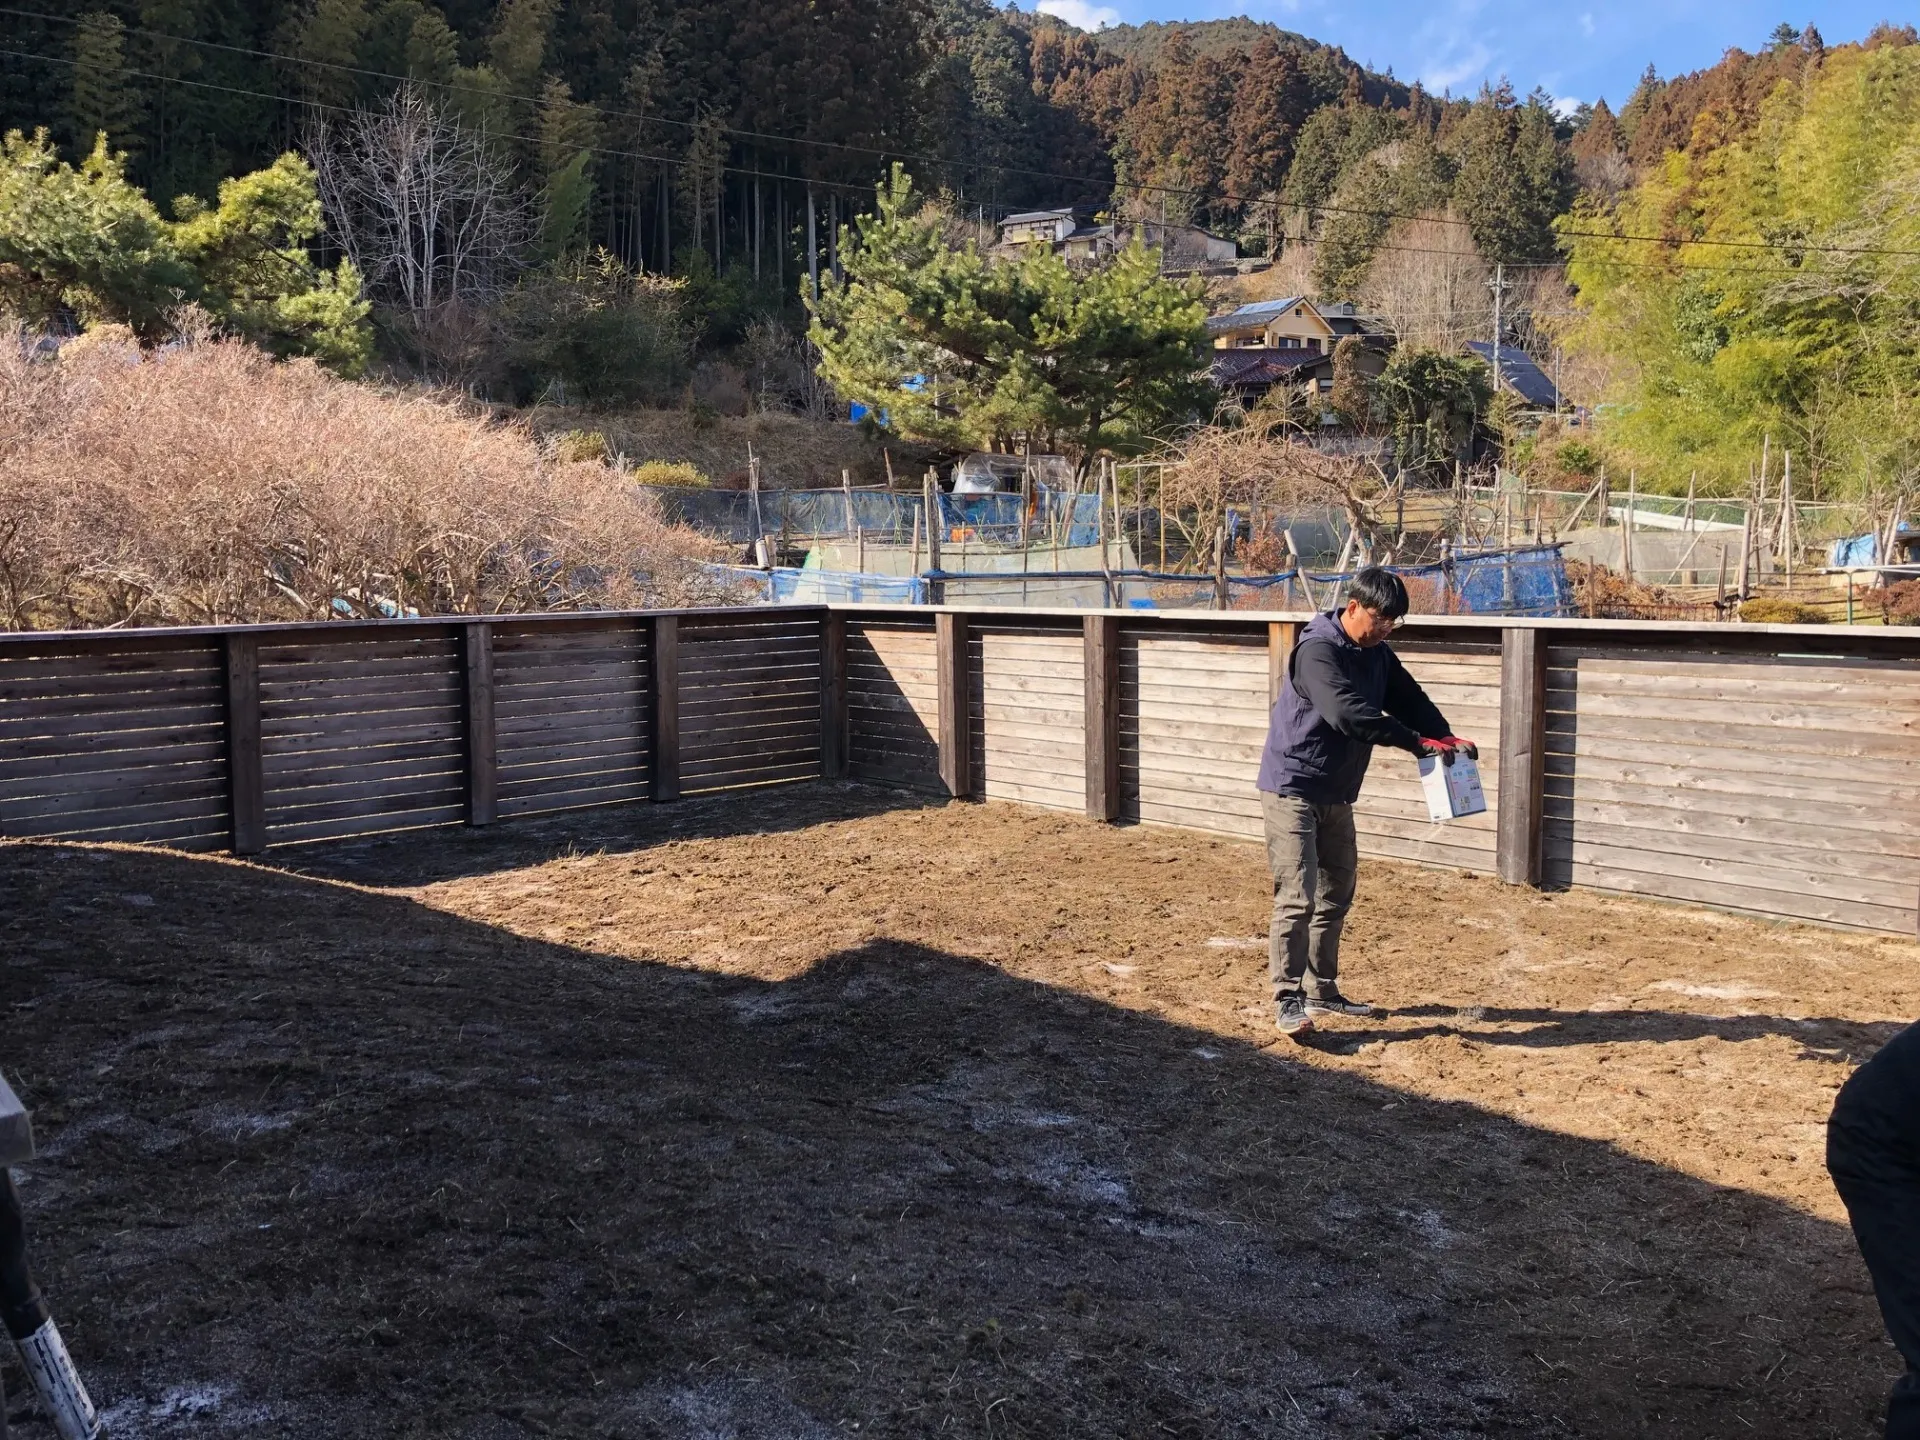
[568,406,917,490]
[1565,560,1719,621]
[1860,579,1920,624]
[1736,596,1829,625]
[0,329,737,630]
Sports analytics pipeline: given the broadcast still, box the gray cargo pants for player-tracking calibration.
[1263,792,1358,1007]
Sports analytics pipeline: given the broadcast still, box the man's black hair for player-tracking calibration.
[1345,566,1410,620]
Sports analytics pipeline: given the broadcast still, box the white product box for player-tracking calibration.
[1418,751,1487,822]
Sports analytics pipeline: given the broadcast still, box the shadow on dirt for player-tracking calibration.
[0,840,1889,1440]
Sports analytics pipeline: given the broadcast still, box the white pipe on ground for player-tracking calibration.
[16,1319,101,1440]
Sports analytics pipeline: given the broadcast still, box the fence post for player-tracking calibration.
[1496,626,1547,887]
[223,633,265,856]
[1267,620,1299,709]
[820,611,848,778]
[650,615,681,803]
[463,621,497,826]
[935,610,971,799]
[1083,615,1119,821]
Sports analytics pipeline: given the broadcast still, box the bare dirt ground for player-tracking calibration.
[2,783,1912,1439]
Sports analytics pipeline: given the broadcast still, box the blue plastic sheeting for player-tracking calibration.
[715,566,927,604]
[643,485,1104,546]
[1830,525,1918,568]
[717,545,1574,616]
[1447,546,1575,617]
[1832,533,1880,567]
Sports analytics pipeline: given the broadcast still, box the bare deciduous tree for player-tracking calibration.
[1358,211,1493,354]
[1158,408,1394,568]
[307,85,536,379]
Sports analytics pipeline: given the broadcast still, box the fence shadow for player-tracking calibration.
[1,841,1891,1440]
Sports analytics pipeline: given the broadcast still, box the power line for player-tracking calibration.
[8,6,1920,262]
[0,46,884,202]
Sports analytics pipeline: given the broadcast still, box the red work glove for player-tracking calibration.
[1443,735,1480,760]
[1416,737,1457,761]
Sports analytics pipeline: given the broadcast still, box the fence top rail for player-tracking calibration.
[0,604,832,651]
[825,601,1920,649]
[2,599,1913,656]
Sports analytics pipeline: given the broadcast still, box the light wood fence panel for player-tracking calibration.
[969,624,1085,810]
[259,631,467,845]
[1119,627,1268,839]
[0,636,229,849]
[678,614,822,794]
[1352,639,1503,874]
[493,621,651,819]
[846,619,941,792]
[1543,645,1920,932]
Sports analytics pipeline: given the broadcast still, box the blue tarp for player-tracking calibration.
[717,545,1575,617]
[1830,525,1916,568]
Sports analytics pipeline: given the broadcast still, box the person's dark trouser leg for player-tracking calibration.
[1303,802,1357,1000]
[1264,792,1317,1012]
[1828,1020,1920,1440]
[1,1169,49,1440]
[0,1172,48,1348]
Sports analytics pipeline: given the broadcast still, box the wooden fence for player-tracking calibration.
[2,606,1915,935]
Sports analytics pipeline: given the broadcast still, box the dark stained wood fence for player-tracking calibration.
[3,606,1916,935]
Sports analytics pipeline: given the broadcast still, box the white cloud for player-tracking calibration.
[1420,41,1492,93]
[1550,93,1582,119]
[1578,12,1595,37]
[1036,0,1122,30]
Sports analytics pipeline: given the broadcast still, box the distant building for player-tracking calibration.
[1464,341,1565,413]
[1205,297,1336,352]
[996,209,1081,248]
[992,210,1241,273]
[1208,300,1391,409]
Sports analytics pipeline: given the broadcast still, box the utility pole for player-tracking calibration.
[1487,263,1509,396]
[806,188,819,301]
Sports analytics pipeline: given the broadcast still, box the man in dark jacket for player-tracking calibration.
[1257,568,1476,1038]
[1828,1019,1920,1439]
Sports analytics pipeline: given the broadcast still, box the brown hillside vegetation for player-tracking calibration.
[0,327,733,631]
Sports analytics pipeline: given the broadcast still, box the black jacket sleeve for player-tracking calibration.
[1381,646,1451,742]
[1292,639,1427,754]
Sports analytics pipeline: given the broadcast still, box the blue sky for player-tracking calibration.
[1024,0,1896,112]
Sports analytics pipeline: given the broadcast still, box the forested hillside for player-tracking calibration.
[3,3,1915,498]
[1562,23,1920,497]
[0,0,1522,263]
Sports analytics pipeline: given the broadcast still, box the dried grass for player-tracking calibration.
[0,327,738,629]
[538,406,926,491]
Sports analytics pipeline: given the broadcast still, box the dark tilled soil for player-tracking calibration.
[1,782,1910,1438]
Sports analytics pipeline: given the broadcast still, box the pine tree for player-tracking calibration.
[68,11,139,160]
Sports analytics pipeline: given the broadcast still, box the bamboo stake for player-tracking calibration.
[1622,471,1636,582]
[1736,501,1753,602]
[1781,450,1794,583]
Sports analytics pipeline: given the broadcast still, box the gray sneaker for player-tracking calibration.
[1276,994,1314,1037]
[1305,991,1376,1019]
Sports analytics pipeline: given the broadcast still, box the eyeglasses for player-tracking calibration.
[1366,608,1406,632]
